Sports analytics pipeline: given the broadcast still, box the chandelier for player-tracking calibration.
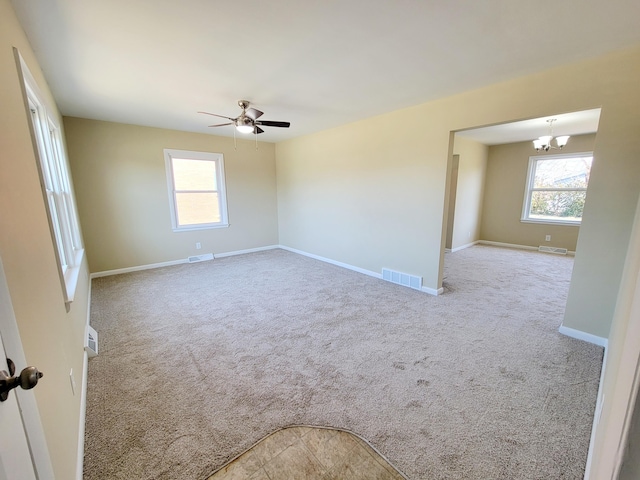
[533,119,570,151]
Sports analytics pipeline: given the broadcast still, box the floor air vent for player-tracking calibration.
[85,325,98,357]
[382,268,422,290]
[188,253,214,263]
[538,246,568,255]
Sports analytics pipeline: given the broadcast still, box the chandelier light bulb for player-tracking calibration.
[532,119,569,151]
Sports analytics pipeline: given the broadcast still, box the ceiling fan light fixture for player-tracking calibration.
[236,124,254,134]
[235,116,254,134]
[200,101,290,136]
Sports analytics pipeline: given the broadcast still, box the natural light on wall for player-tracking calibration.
[173,158,221,225]
[522,152,593,224]
[164,149,228,231]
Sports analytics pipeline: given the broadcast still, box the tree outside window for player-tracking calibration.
[522,153,593,224]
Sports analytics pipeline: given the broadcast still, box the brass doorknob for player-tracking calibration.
[0,358,43,402]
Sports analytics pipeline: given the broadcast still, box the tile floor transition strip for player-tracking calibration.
[206,426,408,480]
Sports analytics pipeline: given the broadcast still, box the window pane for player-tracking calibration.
[50,130,70,192]
[31,110,55,190]
[47,192,68,269]
[172,158,216,191]
[529,190,587,221]
[175,192,220,225]
[533,156,592,188]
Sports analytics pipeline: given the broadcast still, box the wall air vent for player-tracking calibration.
[188,253,214,263]
[382,268,422,290]
[85,325,98,357]
[538,246,568,255]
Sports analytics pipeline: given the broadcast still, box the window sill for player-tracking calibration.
[520,218,581,227]
[172,223,229,233]
[63,249,85,303]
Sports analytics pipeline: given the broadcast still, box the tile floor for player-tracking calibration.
[207,426,406,480]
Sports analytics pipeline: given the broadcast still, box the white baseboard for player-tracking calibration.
[278,245,382,279]
[76,351,89,480]
[90,245,280,278]
[278,245,443,296]
[478,240,539,251]
[422,286,444,295]
[559,325,609,348]
[213,245,279,258]
[584,340,609,480]
[478,240,576,256]
[76,273,92,479]
[91,258,187,278]
[450,241,479,253]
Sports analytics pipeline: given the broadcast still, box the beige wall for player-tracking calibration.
[276,46,640,340]
[0,1,90,478]
[64,118,279,273]
[450,136,488,250]
[481,133,596,252]
[589,191,640,478]
[276,111,443,287]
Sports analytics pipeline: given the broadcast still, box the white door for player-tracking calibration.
[0,334,37,480]
[0,257,52,480]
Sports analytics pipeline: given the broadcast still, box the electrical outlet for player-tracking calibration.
[69,369,76,395]
[545,235,551,242]
[196,242,201,249]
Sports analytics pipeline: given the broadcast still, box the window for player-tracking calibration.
[164,149,229,231]
[19,53,84,302]
[522,152,593,225]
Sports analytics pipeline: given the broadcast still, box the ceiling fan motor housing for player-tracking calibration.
[236,115,253,128]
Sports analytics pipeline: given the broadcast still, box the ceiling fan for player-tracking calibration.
[199,100,290,135]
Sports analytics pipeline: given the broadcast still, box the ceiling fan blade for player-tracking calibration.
[208,122,233,127]
[254,126,264,134]
[246,108,264,120]
[255,120,290,128]
[198,111,236,121]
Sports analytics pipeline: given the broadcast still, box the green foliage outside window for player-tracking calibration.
[530,190,586,220]
[525,155,592,223]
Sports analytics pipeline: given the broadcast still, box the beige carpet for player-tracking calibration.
[84,245,603,479]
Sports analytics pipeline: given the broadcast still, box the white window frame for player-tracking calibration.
[164,149,229,232]
[521,151,593,226]
[18,53,84,303]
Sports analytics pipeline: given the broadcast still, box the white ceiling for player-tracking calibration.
[456,108,602,146]
[11,1,640,143]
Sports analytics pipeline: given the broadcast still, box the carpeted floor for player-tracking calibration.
[84,245,603,479]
